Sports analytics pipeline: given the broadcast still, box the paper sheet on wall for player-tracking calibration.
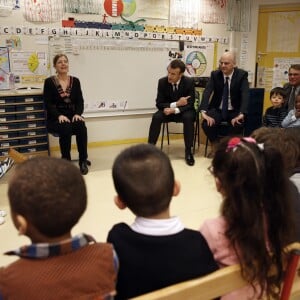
[273,57,300,88]
[267,11,300,52]
[184,43,215,77]
[0,47,10,90]
[9,50,48,84]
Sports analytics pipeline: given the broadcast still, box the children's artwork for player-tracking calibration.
[199,0,226,24]
[0,47,10,90]
[24,0,64,22]
[64,0,101,14]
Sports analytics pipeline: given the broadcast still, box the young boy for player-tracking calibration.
[262,87,287,127]
[107,144,218,299]
[0,156,118,299]
[282,93,300,128]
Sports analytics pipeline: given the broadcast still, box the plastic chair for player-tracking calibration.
[280,247,300,300]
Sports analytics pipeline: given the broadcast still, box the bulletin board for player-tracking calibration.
[48,36,218,117]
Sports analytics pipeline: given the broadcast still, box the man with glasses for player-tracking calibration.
[284,64,300,111]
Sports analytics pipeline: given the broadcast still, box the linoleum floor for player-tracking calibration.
[0,140,221,266]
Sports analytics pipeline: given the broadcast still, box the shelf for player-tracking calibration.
[0,92,49,158]
[0,126,46,133]
[0,118,45,124]
[0,101,44,106]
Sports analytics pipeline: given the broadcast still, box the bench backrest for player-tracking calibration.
[131,242,300,300]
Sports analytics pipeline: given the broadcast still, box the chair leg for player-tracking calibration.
[166,123,170,145]
[193,120,199,154]
[161,123,165,150]
[204,137,209,157]
[280,250,300,300]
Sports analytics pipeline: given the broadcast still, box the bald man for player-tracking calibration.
[200,51,249,156]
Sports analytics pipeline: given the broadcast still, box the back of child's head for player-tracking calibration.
[251,127,299,172]
[112,144,174,217]
[8,156,87,237]
[212,136,294,299]
[285,127,300,167]
[213,137,267,220]
[269,86,286,100]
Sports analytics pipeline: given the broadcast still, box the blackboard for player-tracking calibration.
[48,37,217,117]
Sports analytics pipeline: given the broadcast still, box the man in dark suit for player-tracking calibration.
[148,59,196,166]
[283,64,300,112]
[200,51,249,157]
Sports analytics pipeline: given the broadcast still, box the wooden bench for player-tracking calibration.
[132,243,300,300]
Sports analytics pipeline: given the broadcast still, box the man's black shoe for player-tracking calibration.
[185,152,195,166]
[79,161,89,175]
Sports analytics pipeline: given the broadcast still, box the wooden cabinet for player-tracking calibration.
[0,91,49,158]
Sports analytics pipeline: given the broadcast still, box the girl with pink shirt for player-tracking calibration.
[200,137,295,299]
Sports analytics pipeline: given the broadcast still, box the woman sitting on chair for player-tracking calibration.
[43,54,90,175]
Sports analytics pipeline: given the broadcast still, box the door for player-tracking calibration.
[256,5,300,112]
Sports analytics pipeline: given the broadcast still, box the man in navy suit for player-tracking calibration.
[200,51,249,157]
[148,59,196,166]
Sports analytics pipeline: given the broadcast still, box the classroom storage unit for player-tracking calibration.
[0,91,49,158]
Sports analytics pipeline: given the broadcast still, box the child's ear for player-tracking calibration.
[173,180,181,196]
[114,195,127,210]
[15,214,28,236]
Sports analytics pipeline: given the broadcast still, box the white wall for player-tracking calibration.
[1,0,298,147]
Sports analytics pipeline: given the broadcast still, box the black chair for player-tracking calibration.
[204,121,233,157]
[48,131,91,165]
[243,88,264,136]
[160,90,201,154]
[204,88,265,157]
[160,77,209,154]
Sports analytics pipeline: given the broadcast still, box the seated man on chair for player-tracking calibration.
[148,59,196,166]
[200,51,249,157]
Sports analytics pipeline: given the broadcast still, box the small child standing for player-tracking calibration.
[262,87,287,127]
[107,144,218,300]
[282,93,300,128]
[0,156,118,299]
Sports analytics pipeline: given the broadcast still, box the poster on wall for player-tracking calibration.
[9,50,49,85]
[184,43,215,77]
[273,57,300,88]
[0,47,10,90]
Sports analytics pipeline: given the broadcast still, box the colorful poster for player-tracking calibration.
[9,50,48,84]
[0,47,10,90]
[184,43,215,77]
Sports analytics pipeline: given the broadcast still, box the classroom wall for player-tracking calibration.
[0,0,298,149]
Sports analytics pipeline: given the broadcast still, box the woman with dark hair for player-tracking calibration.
[200,136,295,299]
[43,54,90,175]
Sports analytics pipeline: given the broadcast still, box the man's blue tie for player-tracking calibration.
[222,77,229,119]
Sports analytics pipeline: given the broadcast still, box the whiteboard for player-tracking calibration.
[48,37,217,117]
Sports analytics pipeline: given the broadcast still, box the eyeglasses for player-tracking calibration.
[288,73,300,77]
[207,165,214,175]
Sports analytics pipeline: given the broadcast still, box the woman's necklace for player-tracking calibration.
[57,75,69,91]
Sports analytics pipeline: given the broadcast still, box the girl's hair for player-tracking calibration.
[212,137,295,299]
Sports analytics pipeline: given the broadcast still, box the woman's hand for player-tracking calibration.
[58,115,70,123]
[72,114,84,122]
